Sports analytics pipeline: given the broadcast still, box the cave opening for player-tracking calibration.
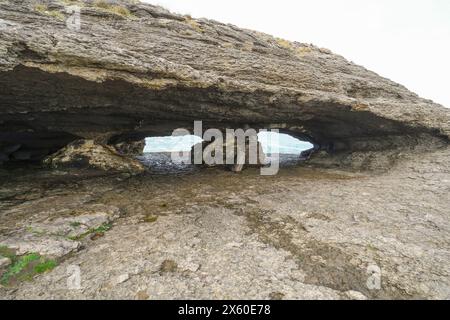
[258,132,315,167]
[135,131,315,174]
[137,135,202,175]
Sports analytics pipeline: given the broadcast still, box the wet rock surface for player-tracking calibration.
[137,153,200,175]
[0,146,449,299]
[137,152,309,175]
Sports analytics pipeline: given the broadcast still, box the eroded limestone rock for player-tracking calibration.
[0,0,449,169]
[191,139,267,172]
[29,204,121,239]
[0,234,81,258]
[43,140,145,174]
[113,140,145,157]
[0,204,121,260]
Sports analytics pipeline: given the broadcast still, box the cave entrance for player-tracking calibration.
[258,132,315,167]
[137,135,202,175]
[137,131,314,174]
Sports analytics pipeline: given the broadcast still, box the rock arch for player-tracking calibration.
[0,1,449,170]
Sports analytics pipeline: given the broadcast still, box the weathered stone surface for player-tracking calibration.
[1,146,449,299]
[28,204,120,239]
[111,273,129,286]
[113,139,145,157]
[0,201,121,261]
[0,0,449,168]
[191,138,267,172]
[0,233,81,258]
[43,139,145,173]
[0,256,11,269]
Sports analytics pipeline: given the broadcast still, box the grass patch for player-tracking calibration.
[184,15,204,33]
[143,215,158,223]
[93,223,112,234]
[275,38,313,57]
[94,0,110,9]
[34,4,65,21]
[93,0,135,18]
[0,246,15,260]
[59,0,87,11]
[60,0,84,6]
[70,221,82,228]
[26,226,46,236]
[276,38,292,49]
[68,222,112,241]
[34,259,58,274]
[159,259,178,274]
[0,251,57,286]
[34,4,47,12]
[110,5,133,17]
[295,46,312,56]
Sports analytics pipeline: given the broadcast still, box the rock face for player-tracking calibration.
[191,138,267,172]
[44,139,145,174]
[0,0,449,168]
[113,139,145,157]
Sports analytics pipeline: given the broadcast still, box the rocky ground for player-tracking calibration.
[0,148,449,300]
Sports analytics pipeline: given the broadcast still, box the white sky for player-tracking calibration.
[143,0,450,108]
